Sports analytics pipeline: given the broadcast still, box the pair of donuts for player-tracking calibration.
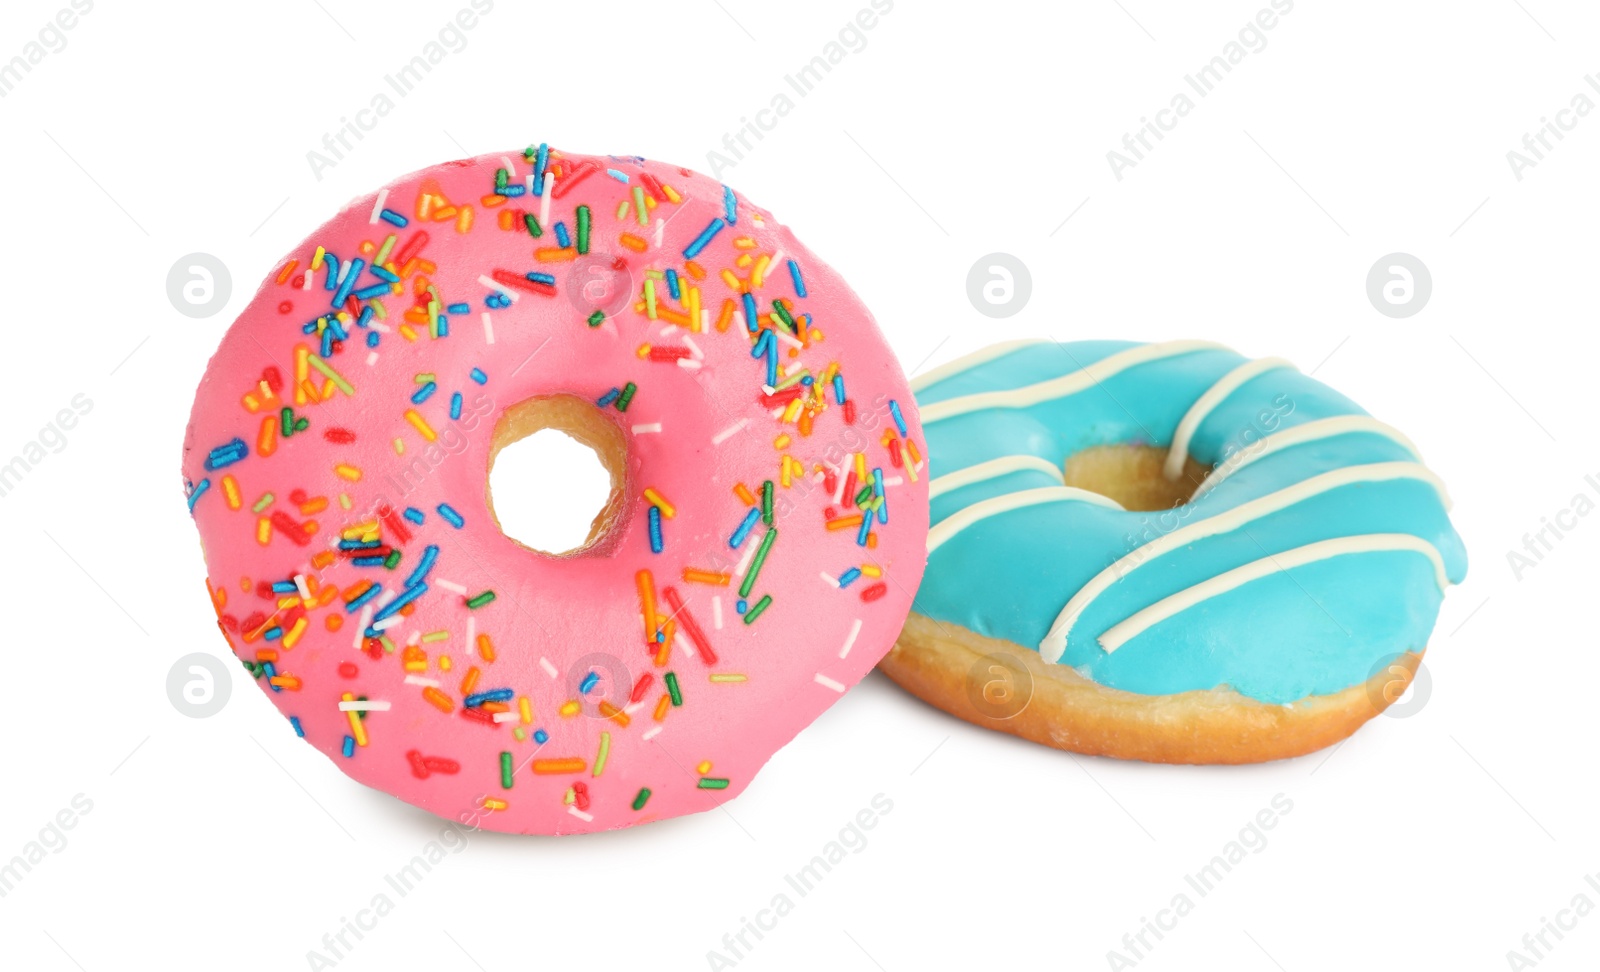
[184,149,1466,833]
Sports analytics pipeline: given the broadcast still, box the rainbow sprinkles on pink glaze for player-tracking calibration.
[182,147,929,835]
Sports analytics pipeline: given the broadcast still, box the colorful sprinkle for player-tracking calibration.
[683,217,727,259]
[729,508,761,548]
[742,594,773,624]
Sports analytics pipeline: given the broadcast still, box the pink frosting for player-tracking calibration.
[182,149,928,834]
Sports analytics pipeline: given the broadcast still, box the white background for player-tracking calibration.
[1,1,1596,969]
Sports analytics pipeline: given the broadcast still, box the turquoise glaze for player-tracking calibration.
[912,340,1467,704]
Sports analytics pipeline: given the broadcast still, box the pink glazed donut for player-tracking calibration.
[183,146,929,834]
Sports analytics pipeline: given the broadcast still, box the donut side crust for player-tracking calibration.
[880,612,1420,765]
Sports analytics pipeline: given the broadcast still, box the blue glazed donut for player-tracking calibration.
[880,339,1467,763]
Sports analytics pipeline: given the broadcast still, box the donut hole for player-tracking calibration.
[1061,443,1210,512]
[485,395,628,556]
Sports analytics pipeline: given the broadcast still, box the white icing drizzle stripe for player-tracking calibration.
[927,455,1066,500]
[1164,357,1296,480]
[928,487,1124,554]
[920,340,1230,424]
[1191,415,1423,500]
[1097,533,1451,653]
[1038,461,1450,663]
[909,339,1050,393]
